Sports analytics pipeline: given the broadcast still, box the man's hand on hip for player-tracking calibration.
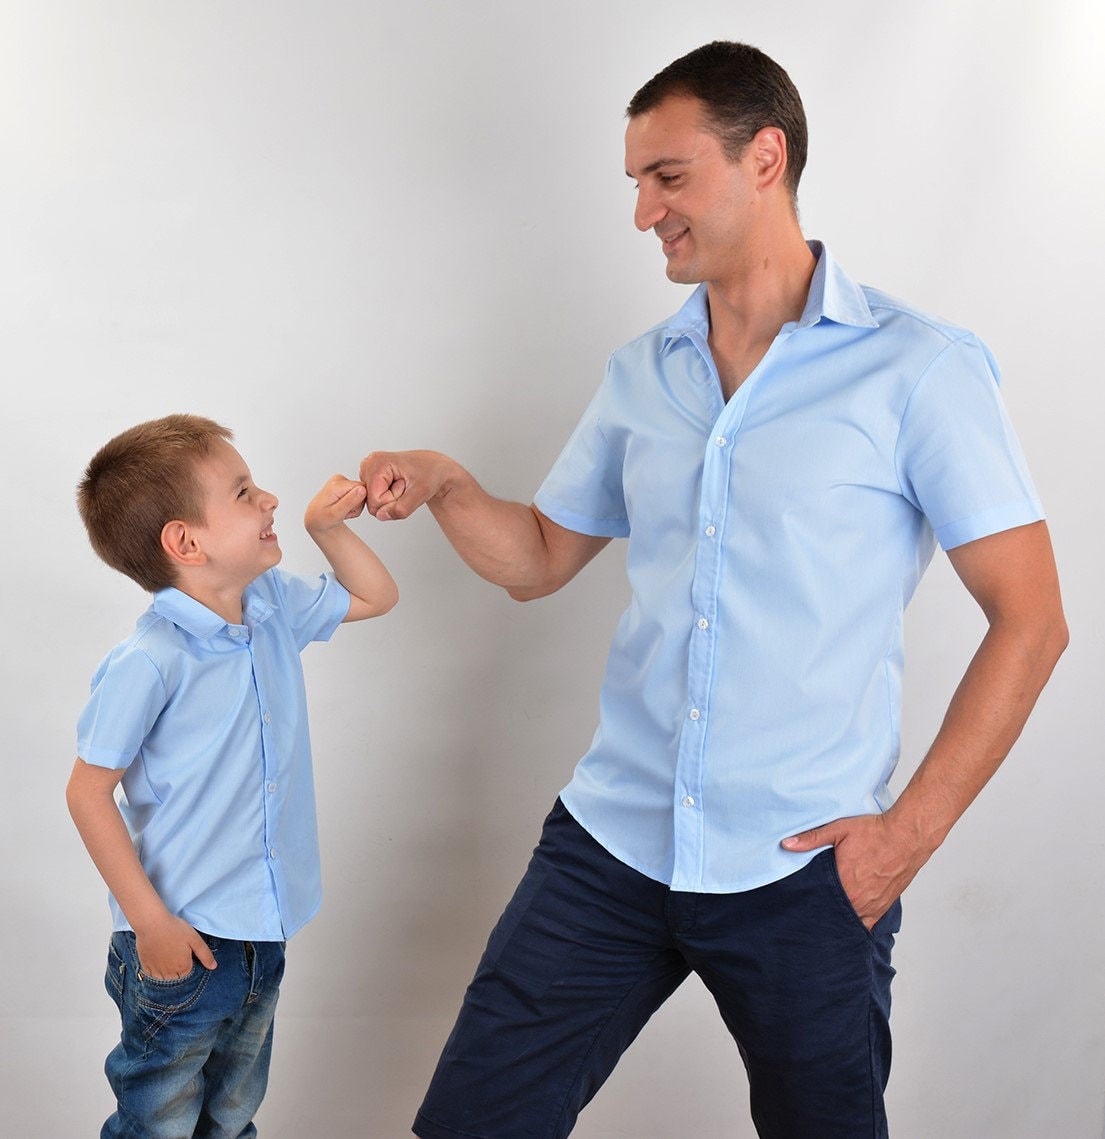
[782,812,930,930]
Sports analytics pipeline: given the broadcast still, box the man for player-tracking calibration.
[362,41,1067,1139]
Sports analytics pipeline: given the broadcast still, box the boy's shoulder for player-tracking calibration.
[90,599,197,685]
[244,566,348,631]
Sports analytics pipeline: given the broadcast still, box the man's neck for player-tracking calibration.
[705,230,816,401]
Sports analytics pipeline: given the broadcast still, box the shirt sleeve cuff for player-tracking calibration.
[534,492,630,539]
[934,498,1045,551]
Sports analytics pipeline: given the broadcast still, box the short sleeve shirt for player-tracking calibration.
[77,568,350,938]
[534,244,1043,893]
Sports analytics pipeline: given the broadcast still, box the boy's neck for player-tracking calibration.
[171,576,251,626]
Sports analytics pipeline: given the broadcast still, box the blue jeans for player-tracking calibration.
[101,931,285,1139]
[414,800,901,1139]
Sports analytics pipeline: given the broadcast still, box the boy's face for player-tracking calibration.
[190,439,282,587]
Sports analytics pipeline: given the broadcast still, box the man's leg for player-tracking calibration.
[414,800,691,1139]
[683,849,900,1139]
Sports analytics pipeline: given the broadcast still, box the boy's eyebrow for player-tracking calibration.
[625,157,692,178]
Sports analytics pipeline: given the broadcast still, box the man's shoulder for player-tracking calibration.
[610,286,707,355]
[612,316,679,358]
[860,284,979,351]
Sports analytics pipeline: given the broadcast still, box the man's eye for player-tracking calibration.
[238,487,249,498]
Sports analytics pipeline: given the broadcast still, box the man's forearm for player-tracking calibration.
[425,467,559,595]
[783,521,1068,926]
[363,450,609,599]
[781,607,1066,928]
[887,603,1068,854]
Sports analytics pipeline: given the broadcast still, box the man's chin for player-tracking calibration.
[664,261,701,285]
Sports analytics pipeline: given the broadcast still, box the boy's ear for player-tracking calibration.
[160,520,207,569]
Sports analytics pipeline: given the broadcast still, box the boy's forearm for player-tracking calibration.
[67,759,221,975]
[309,523,399,620]
[66,759,173,932]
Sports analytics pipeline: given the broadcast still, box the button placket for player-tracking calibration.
[670,396,750,889]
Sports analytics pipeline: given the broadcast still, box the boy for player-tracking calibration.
[67,413,398,1138]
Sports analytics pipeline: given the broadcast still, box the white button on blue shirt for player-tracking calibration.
[535,243,1044,894]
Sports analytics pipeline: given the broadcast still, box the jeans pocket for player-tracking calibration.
[135,962,211,1009]
[118,937,215,1043]
[105,936,127,1008]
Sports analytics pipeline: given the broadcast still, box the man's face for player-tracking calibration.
[625,94,758,287]
[190,438,282,587]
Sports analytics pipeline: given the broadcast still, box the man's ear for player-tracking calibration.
[749,126,788,192]
[160,520,206,569]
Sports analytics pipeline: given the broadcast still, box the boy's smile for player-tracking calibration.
[189,438,283,607]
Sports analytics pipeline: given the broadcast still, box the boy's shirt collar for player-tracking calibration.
[153,576,276,640]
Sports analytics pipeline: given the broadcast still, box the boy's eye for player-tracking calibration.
[237,486,249,498]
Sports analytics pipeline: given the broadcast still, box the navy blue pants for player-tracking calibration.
[414,800,900,1139]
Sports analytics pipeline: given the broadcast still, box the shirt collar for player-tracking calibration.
[152,579,276,640]
[661,240,878,351]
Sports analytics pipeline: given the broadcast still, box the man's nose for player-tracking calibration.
[634,185,666,232]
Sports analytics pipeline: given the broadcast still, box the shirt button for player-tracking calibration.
[267,782,277,794]
[263,712,272,724]
[697,617,709,630]
[704,525,716,537]
[714,435,727,447]
[682,796,695,808]
[228,628,240,637]
[269,847,277,860]
[689,708,701,721]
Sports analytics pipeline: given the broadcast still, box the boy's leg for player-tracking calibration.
[413,800,691,1139]
[196,940,285,1139]
[683,850,901,1139]
[101,932,283,1139]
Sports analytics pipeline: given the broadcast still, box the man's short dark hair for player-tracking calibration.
[627,41,808,201]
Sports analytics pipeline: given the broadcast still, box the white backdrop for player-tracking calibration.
[3,2,1103,1136]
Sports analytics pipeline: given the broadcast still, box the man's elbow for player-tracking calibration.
[1021,601,1069,677]
[1044,608,1070,668]
[505,581,556,603]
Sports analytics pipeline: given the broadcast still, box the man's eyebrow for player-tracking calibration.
[625,157,692,178]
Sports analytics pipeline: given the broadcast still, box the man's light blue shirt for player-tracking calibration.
[535,244,1043,893]
[77,568,349,939]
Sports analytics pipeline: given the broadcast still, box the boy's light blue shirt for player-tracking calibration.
[77,567,350,940]
[535,243,1043,894]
